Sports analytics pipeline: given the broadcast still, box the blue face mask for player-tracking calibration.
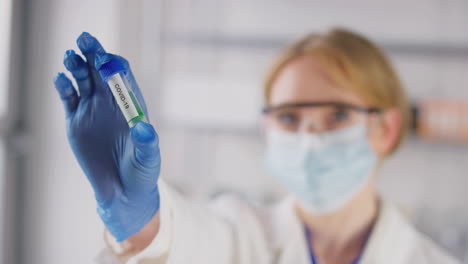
[264,124,377,214]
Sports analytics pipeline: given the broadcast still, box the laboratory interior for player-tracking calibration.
[1,0,468,263]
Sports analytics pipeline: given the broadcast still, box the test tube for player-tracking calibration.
[97,57,147,127]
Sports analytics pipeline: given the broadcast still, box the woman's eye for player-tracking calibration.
[332,110,349,122]
[277,112,299,126]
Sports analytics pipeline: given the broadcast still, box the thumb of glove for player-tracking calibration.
[130,121,160,167]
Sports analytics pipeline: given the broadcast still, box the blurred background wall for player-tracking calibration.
[1,0,468,263]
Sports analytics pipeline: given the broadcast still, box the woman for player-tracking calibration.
[54,29,459,263]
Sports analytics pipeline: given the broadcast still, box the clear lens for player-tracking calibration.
[264,104,376,133]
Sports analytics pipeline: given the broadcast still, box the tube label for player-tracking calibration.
[107,74,140,122]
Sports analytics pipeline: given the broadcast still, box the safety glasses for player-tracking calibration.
[262,102,382,134]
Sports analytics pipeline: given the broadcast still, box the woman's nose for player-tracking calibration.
[299,120,325,134]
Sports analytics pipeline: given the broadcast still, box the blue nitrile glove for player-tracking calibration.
[53,32,161,242]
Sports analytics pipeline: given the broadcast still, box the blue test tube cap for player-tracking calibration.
[95,53,126,83]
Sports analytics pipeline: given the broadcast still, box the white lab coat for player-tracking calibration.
[97,180,460,264]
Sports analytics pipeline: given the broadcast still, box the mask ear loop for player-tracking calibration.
[365,110,386,169]
[362,110,385,167]
[365,110,385,137]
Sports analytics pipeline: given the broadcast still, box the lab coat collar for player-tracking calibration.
[359,201,417,263]
[273,197,416,264]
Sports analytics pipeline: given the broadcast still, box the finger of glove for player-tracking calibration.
[130,121,160,166]
[53,73,79,117]
[63,50,92,97]
[94,53,149,118]
[123,121,160,192]
[76,32,107,94]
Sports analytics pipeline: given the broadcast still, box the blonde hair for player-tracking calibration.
[264,28,410,155]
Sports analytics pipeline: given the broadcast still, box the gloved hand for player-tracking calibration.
[53,32,161,242]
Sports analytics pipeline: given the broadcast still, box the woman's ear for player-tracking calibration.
[369,107,402,156]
